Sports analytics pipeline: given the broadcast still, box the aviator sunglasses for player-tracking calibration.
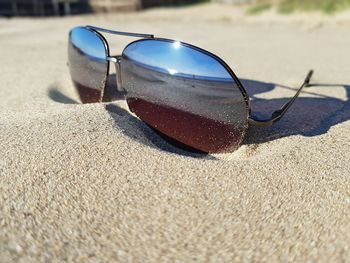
[68,25,314,153]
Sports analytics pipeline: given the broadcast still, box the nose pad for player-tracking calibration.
[114,58,123,92]
[102,56,125,102]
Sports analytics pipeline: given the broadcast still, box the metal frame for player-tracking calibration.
[83,25,314,128]
[86,25,154,39]
[248,70,313,127]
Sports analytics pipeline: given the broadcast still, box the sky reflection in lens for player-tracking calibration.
[70,27,107,61]
[124,40,232,81]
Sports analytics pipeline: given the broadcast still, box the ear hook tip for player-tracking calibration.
[305,69,314,85]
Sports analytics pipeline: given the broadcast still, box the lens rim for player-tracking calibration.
[69,26,111,103]
[121,38,251,152]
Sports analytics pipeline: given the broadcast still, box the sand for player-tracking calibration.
[0,3,349,262]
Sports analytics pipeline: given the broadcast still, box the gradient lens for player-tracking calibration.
[121,39,249,153]
[68,27,109,103]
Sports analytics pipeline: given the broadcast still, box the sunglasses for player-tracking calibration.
[68,25,314,153]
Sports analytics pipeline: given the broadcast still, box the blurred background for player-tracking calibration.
[2,0,350,16]
[0,0,209,16]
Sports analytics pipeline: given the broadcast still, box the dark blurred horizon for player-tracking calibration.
[0,0,211,17]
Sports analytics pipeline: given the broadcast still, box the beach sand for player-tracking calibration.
[0,3,349,262]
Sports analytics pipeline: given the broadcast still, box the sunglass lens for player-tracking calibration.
[121,40,249,153]
[68,27,109,103]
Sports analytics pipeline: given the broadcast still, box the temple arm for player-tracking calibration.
[248,70,314,127]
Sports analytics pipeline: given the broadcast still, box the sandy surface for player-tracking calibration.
[0,3,349,262]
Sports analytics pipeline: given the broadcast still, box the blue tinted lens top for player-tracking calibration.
[123,40,232,81]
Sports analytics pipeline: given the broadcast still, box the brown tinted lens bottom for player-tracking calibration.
[73,80,102,103]
[127,98,246,153]
[147,125,208,154]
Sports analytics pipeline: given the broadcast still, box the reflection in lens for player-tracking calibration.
[68,27,108,103]
[121,39,249,153]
